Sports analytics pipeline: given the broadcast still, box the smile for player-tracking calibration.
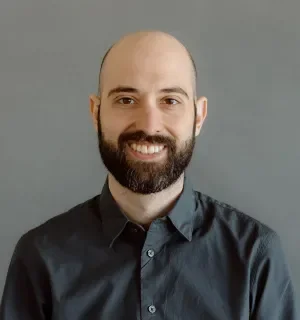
[128,143,165,155]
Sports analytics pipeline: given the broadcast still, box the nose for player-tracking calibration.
[134,102,163,135]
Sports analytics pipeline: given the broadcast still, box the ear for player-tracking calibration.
[194,96,207,137]
[89,95,101,131]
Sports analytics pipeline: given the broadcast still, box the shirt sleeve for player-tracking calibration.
[0,235,52,320]
[250,231,298,319]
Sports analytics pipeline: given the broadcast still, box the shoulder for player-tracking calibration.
[193,190,280,255]
[14,194,102,259]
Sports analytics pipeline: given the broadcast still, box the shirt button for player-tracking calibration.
[148,305,156,314]
[147,249,155,258]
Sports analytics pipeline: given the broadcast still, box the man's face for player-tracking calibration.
[97,104,196,194]
[93,35,205,194]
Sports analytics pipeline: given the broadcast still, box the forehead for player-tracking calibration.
[101,43,194,96]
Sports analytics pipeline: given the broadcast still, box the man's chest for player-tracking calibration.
[47,237,251,320]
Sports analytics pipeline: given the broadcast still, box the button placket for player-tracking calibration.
[140,220,172,319]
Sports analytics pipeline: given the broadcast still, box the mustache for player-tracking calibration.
[119,131,175,146]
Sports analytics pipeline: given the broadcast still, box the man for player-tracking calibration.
[0,31,298,319]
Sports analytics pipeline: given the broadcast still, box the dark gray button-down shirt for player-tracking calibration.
[0,175,298,319]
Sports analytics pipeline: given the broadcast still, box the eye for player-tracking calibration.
[117,97,135,105]
[163,98,180,105]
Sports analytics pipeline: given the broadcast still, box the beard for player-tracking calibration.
[97,105,196,194]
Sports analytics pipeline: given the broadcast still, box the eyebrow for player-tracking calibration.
[107,86,138,98]
[160,87,189,99]
[107,86,190,99]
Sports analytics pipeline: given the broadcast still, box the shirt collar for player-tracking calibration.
[167,175,196,241]
[99,174,197,247]
[98,178,129,247]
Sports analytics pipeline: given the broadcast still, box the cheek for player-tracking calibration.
[100,114,127,141]
[166,113,195,139]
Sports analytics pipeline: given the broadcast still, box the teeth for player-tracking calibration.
[129,143,164,155]
[141,145,147,154]
[148,146,155,154]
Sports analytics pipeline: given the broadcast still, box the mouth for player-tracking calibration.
[126,142,167,161]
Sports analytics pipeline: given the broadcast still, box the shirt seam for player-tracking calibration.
[249,231,275,292]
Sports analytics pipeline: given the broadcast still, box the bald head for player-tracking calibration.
[97,31,197,97]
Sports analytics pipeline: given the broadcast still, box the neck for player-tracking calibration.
[107,173,185,228]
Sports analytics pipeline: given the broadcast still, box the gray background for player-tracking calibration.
[0,0,299,308]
